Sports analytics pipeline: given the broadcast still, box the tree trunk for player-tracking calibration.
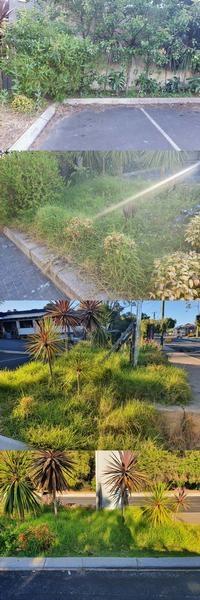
[52,489,57,516]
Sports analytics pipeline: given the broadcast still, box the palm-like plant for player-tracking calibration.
[103,451,147,516]
[143,482,173,526]
[31,450,75,516]
[0,0,12,25]
[26,318,62,379]
[0,452,40,520]
[79,300,106,344]
[172,487,190,514]
[47,300,80,350]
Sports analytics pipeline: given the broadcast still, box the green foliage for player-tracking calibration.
[0,344,191,449]
[152,251,200,300]
[0,152,65,222]
[137,441,200,488]
[185,215,200,250]
[1,506,200,557]
[135,74,162,97]
[0,452,41,520]
[101,233,144,297]
[11,94,36,113]
[1,10,97,100]
[16,523,56,554]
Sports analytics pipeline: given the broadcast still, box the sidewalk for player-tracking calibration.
[168,352,200,407]
[0,556,200,571]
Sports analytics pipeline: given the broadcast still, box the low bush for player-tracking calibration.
[152,251,200,300]
[185,215,200,250]
[16,524,56,555]
[101,233,144,297]
[1,11,97,100]
[11,95,36,113]
[0,153,65,221]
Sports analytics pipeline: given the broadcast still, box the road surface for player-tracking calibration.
[36,106,200,151]
[0,234,64,300]
[1,570,200,600]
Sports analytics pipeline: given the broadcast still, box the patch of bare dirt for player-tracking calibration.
[0,105,44,150]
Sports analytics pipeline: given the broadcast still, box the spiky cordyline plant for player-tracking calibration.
[79,300,107,345]
[103,451,147,515]
[47,300,80,350]
[31,450,75,516]
[143,482,173,526]
[0,452,40,520]
[26,318,62,379]
[0,0,12,26]
[172,487,190,514]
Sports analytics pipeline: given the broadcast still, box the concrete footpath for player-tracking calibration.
[0,557,200,571]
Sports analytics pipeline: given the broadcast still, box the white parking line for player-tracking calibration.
[140,107,181,151]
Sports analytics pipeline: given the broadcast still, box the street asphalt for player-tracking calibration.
[0,234,64,300]
[1,570,200,600]
[37,106,200,150]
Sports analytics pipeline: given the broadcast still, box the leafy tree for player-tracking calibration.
[0,452,40,520]
[103,451,147,516]
[32,450,75,516]
[26,318,62,379]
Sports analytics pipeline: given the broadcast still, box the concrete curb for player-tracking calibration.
[0,556,200,571]
[63,97,200,106]
[3,227,106,300]
[9,105,56,151]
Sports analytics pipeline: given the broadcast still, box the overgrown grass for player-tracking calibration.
[0,344,191,449]
[10,175,200,297]
[0,506,200,557]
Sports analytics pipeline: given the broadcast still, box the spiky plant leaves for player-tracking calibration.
[172,487,191,513]
[0,452,40,520]
[103,451,147,514]
[143,482,173,526]
[26,318,62,378]
[47,300,80,349]
[31,450,75,516]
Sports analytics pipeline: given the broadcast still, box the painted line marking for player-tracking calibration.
[140,107,181,151]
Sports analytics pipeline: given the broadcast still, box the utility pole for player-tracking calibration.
[160,300,165,348]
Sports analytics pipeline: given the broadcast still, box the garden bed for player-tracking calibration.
[1,506,200,557]
[0,344,191,449]
[1,150,199,298]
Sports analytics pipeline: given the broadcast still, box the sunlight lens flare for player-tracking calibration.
[94,160,200,220]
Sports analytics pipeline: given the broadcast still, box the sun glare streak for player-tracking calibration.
[94,161,200,220]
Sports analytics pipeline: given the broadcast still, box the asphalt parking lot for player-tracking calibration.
[36,106,200,151]
[1,570,200,600]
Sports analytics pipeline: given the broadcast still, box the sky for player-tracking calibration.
[1,300,200,325]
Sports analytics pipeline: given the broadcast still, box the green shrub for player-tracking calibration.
[11,95,35,113]
[185,215,200,250]
[101,233,144,296]
[152,251,200,300]
[17,524,56,555]
[138,342,168,366]
[35,205,68,245]
[0,153,65,221]
[1,11,97,100]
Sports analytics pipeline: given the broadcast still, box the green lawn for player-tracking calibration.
[13,175,200,297]
[0,344,191,449]
[1,506,200,557]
